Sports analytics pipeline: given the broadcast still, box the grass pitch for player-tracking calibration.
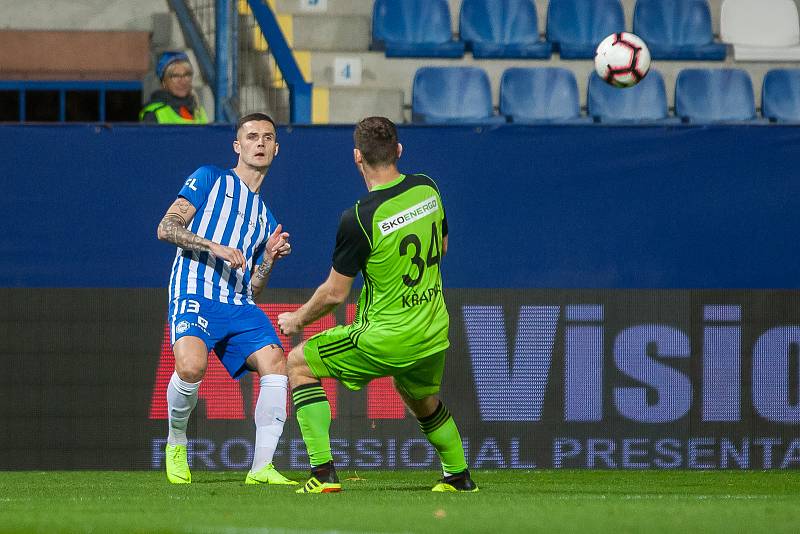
[0,470,798,533]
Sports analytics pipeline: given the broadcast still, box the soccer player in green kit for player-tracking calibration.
[277,116,477,494]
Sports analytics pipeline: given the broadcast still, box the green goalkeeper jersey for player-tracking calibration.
[331,173,450,362]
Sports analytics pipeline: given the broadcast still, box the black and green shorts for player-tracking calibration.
[302,325,446,400]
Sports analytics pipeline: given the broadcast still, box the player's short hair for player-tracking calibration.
[354,117,398,167]
[236,113,277,136]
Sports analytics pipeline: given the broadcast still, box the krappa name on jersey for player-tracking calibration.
[401,284,442,309]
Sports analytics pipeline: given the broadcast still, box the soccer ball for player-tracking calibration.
[594,32,651,88]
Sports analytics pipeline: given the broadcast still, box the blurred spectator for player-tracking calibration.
[140,51,208,124]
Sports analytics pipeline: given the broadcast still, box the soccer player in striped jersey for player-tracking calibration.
[156,113,296,486]
[278,117,477,494]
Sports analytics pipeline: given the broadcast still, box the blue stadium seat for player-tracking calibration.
[587,70,669,122]
[412,67,505,124]
[499,67,581,122]
[634,0,727,60]
[675,69,756,122]
[372,0,465,58]
[762,69,800,122]
[459,0,552,59]
[546,0,625,59]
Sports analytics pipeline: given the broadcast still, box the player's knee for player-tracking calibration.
[264,346,286,370]
[173,336,208,382]
[175,358,207,383]
[249,345,286,376]
[287,346,313,384]
[402,392,439,419]
[286,346,305,372]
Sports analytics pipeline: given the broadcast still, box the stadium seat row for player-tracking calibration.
[373,0,800,61]
[412,66,800,124]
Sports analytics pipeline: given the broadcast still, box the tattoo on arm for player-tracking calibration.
[175,198,192,216]
[250,258,273,297]
[158,214,212,253]
[169,213,187,227]
[254,258,273,281]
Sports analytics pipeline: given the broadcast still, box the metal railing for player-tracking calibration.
[170,0,238,122]
[238,1,289,122]
[245,0,311,124]
[172,0,311,124]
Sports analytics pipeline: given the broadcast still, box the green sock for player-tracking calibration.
[418,401,468,474]
[292,383,333,467]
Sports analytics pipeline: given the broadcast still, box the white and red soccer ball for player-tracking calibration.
[594,32,651,88]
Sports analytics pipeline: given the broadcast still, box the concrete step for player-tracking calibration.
[326,87,404,124]
[274,0,372,16]
[292,14,370,51]
[0,0,168,31]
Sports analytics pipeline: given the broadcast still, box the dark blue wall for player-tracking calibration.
[2,124,798,288]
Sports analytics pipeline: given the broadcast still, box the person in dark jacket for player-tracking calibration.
[140,51,209,124]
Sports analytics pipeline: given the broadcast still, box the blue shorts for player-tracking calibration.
[168,295,282,379]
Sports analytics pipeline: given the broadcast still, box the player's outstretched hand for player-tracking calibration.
[210,242,246,270]
[267,224,291,261]
[277,311,302,335]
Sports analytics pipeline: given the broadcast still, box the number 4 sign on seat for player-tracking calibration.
[334,57,362,86]
[299,0,327,12]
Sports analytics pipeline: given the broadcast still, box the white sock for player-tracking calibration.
[251,374,288,472]
[167,371,201,446]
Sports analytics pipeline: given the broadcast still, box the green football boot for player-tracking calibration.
[245,463,298,485]
[165,444,191,484]
[431,469,479,493]
[296,461,342,494]
[296,476,342,494]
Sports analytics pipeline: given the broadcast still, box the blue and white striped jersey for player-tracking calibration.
[167,165,277,305]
